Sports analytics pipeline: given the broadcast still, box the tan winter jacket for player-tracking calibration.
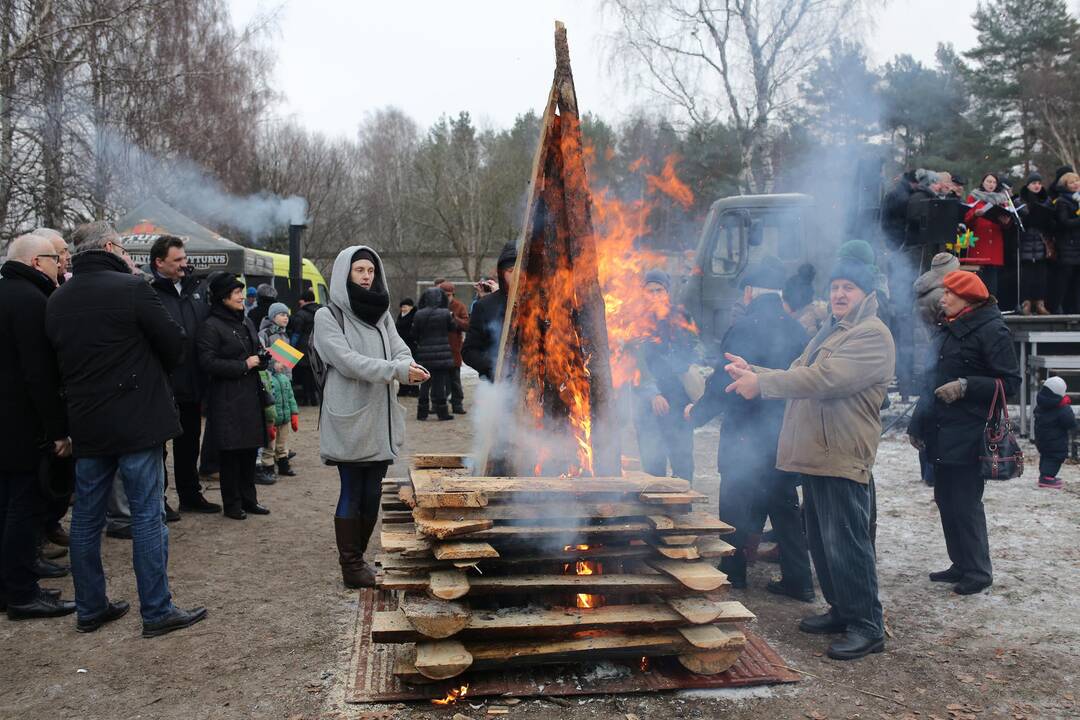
[755,293,896,484]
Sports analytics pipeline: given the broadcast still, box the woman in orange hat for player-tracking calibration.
[908,270,1019,596]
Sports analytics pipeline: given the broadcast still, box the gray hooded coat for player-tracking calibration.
[314,246,413,464]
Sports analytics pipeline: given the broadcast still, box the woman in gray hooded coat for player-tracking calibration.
[313,246,428,587]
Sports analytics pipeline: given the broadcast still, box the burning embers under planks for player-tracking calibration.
[371,457,754,683]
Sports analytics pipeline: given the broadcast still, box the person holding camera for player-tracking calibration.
[196,272,271,520]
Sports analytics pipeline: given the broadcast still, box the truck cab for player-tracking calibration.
[681,193,835,360]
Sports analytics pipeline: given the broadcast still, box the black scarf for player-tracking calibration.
[347,281,389,326]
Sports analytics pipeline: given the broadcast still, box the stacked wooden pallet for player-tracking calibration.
[374,454,754,683]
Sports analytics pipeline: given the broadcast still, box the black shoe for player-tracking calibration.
[242,503,270,515]
[224,508,247,520]
[254,467,276,485]
[33,558,69,579]
[164,501,181,523]
[106,526,132,540]
[417,410,429,421]
[46,523,70,547]
[142,606,208,638]
[929,567,963,583]
[953,578,992,595]
[41,542,68,560]
[826,631,885,660]
[766,579,816,603]
[7,592,76,620]
[799,609,847,635]
[727,576,747,589]
[179,495,222,514]
[276,458,296,477]
[452,406,467,415]
[77,600,130,633]
[436,408,455,421]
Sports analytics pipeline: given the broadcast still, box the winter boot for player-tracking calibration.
[254,465,276,485]
[452,404,467,415]
[1020,300,1032,316]
[334,517,376,588]
[1036,300,1052,316]
[417,404,429,421]
[436,405,455,421]
[276,458,297,477]
[1038,475,1064,489]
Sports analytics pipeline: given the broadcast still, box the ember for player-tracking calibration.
[430,683,469,705]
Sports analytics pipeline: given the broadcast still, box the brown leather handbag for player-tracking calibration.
[979,379,1024,480]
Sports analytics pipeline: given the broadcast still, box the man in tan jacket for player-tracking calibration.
[725,242,895,661]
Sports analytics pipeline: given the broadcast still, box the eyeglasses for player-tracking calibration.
[106,239,129,256]
[36,254,60,262]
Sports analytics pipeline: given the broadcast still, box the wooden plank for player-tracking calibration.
[413,639,473,680]
[649,512,734,534]
[677,649,743,675]
[432,475,690,495]
[372,601,755,643]
[380,543,654,573]
[667,598,754,625]
[695,537,736,558]
[428,570,470,600]
[400,594,469,639]
[462,522,653,541]
[648,515,675,531]
[416,501,691,522]
[678,624,746,650]
[646,559,729,593]
[398,485,417,508]
[381,510,414,524]
[414,491,488,509]
[432,542,499,561]
[381,572,693,597]
[415,517,494,540]
[639,491,709,505]
[658,535,698,546]
[650,544,700,560]
[380,531,432,558]
[412,454,469,469]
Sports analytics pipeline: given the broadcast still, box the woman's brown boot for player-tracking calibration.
[1020,300,1032,315]
[1036,300,1051,315]
[334,517,376,588]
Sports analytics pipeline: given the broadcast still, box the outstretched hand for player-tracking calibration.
[723,352,749,371]
[725,364,761,399]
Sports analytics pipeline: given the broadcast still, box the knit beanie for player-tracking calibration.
[1026,172,1044,186]
[942,270,989,303]
[1044,376,1067,397]
[497,241,518,270]
[644,268,671,291]
[741,256,786,290]
[256,282,277,299]
[931,252,960,271]
[267,302,290,320]
[783,263,815,311]
[837,239,876,266]
[208,272,244,304]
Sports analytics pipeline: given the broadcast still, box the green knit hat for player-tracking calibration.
[837,239,876,266]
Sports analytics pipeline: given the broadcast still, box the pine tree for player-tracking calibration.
[799,40,881,146]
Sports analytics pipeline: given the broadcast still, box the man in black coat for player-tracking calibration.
[247,283,277,329]
[394,297,418,397]
[462,241,517,381]
[288,290,322,405]
[412,287,456,421]
[148,235,218,514]
[46,222,206,637]
[0,234,76,620]
[687,257,814,599]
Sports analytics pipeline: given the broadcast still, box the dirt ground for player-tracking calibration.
[2,380,1078,720]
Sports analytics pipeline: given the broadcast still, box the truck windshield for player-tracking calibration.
[709,209,804,276]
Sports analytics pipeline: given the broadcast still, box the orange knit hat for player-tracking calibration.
[942,270,989,302]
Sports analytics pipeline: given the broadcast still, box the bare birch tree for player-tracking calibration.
[606,0,863,191]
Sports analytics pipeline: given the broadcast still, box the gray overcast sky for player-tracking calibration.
[229,0,980,137]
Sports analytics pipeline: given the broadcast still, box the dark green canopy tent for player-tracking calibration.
[115,198,272,277]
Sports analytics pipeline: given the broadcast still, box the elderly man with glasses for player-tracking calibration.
[0,234,74,619]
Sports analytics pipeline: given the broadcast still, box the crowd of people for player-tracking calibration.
[0,211,1066,671]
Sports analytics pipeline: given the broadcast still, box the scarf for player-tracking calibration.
[970,189,1011,207]
[946,305,976,323]
[346,280,390,326]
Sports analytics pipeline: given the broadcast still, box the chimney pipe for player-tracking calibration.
[288,223,307,306]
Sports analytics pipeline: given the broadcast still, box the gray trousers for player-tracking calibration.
[801,473,884,639]
[105,472,131,531]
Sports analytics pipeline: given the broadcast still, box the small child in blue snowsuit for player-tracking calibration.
[1033,376,1076,489]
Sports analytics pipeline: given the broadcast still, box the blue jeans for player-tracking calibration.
[801,474,884,639]
[70,448,174,624]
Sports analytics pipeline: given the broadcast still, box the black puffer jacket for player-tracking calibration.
[1033,387,1076,460]
[1017,186,1052,262]
[410,287,454,371]
[46,251,184,457]
[462,289,507,380]
[287,301,321,357]
[0,261,67,471]
[150,273,210,402]
[909,300,1020,466]
[1054,193,1080,265]
[197,304,268,450]
[690,293,808,470]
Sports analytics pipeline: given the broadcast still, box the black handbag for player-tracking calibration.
[979,379,1024,480]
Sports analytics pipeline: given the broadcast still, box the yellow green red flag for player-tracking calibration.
[268,338,304,369]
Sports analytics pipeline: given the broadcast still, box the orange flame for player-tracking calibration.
[640,656,650,672]
[431,683,469,705]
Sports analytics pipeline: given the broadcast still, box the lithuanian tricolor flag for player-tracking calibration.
[268,338,304,369]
